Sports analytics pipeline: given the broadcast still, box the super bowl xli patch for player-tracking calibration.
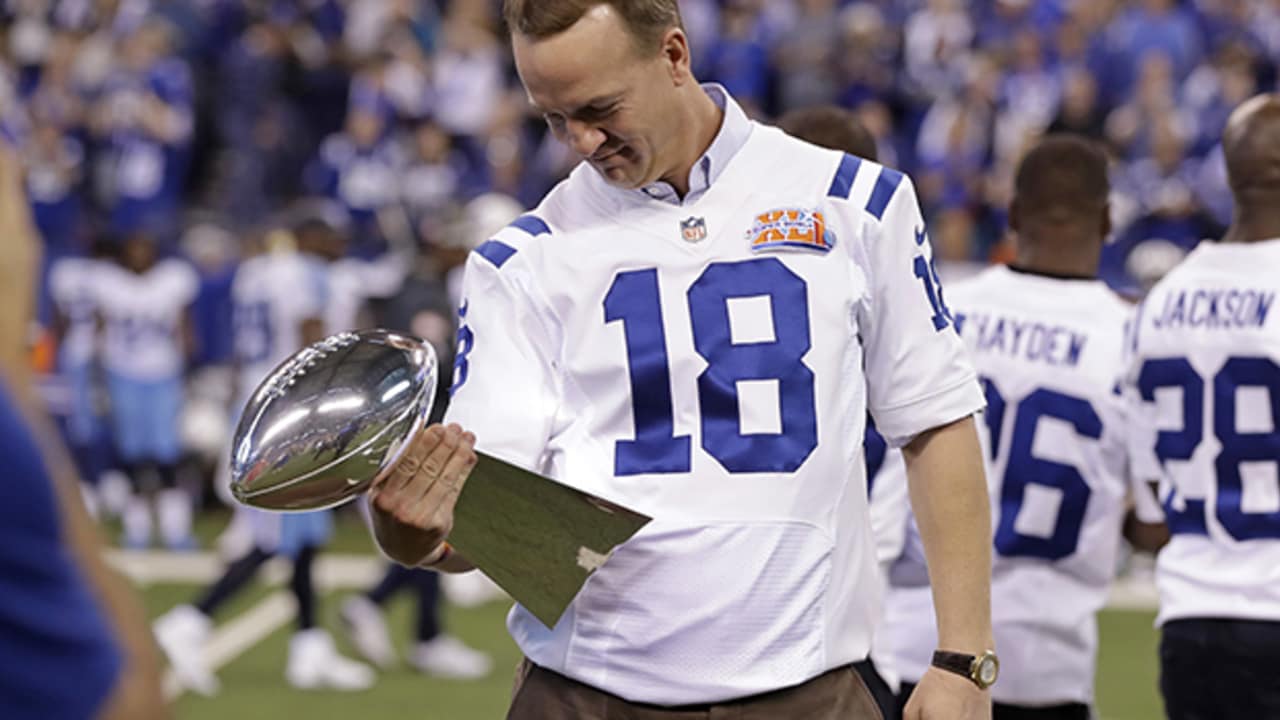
[746,208,836,254]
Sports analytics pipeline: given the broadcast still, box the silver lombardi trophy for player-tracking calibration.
[229,329,650,627]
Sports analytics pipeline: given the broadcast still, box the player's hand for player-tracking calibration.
[903,667,992,720]
[369,422,477,566]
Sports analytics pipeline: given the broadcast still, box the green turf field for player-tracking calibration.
[138,511,1165,719]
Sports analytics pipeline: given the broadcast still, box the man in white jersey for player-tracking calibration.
[153,226,374,695]
[881,136,1168,719]
[368,3,997,718]
[93,232,198,550]
[1127,95,1280,719]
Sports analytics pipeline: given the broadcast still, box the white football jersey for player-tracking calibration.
[879,265,1133,706]
[94,258,198,381]
[445,110,983,704]
[49,257,104,367]
[1127,238,1280,625]
[231,251,328,407]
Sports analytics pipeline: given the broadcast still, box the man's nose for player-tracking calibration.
[565,120,607,158]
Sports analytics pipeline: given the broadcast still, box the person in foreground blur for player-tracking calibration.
[1126,93,1280,720]
[366,2,995,718]
[0,141,168,719]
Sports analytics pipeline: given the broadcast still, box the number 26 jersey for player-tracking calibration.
[445,120,983,705]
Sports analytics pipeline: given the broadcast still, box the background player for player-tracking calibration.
[93,231,199,550]
[152,221,374,695]
[881,134,1163,719]
[1127,94,1280,719]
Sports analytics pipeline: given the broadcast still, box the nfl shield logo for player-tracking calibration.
[680,216,707,243]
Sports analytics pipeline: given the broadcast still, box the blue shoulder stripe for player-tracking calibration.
[865,167,904,220]
[473,215,550,268]
[826,153,862,199]
[511,214,551,237]
[475,240,517,268]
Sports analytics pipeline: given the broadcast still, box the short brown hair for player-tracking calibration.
[503,0,683,52]
[1013,134,1109,221]
[777,106,878,162]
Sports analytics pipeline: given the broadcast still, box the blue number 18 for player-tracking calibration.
[605,258,818,476]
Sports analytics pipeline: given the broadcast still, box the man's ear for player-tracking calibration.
[1008,196,1022,234]
[660,28,692,85]
[1100,201,1113,241]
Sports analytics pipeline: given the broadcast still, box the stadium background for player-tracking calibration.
[4,0,1267,716]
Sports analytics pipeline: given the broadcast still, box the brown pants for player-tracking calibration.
[506,658,885,720]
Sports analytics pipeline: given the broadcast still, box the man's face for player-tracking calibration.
[513,5,680,190]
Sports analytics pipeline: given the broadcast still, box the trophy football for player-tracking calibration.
[229,329,650,627]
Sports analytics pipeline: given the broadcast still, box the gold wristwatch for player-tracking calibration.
[931,649,999,689]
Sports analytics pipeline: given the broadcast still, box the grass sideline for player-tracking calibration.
[131,511,1164,719]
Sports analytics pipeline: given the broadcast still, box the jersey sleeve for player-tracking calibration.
[849,172,984,447]
[443,248,560,472]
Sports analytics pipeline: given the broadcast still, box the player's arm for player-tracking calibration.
[903,415,994,654]
[1118,324,1170,553]
[1124,502,1170,553]
[849,170,991,719]
[371,240,558,572]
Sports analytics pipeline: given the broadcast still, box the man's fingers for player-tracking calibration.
[417,422,462,486]
[376,423,445,495]
[415,433,478,531]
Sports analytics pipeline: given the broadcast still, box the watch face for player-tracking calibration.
[977,657,999,686]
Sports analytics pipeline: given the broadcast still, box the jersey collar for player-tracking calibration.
[634,83,753,207]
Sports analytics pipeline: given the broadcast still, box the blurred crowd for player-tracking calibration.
[3,0,1278,536]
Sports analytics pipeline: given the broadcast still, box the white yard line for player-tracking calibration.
[106,550,385,588]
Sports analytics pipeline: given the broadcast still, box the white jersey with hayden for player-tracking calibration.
[880,265,1134,706]
[231,251,328,407]
[1127,238,1280,625]
[49,257,105,367]
[94,258,198,381]
[445,119,983,704]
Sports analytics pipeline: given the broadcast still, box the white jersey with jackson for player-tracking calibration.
[445,104,983,704]
[1127,238,1280,625]
[880,265,1133,706]
[94,258,198,381]
[231,251,329,408]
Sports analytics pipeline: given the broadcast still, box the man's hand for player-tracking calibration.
[903,667,991,720]
[368,423,477,568]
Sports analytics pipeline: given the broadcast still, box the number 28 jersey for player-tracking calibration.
[1128,239,1280,625]
[445,120,983,705]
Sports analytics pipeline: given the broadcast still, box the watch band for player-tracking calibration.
[931,650,976,679]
